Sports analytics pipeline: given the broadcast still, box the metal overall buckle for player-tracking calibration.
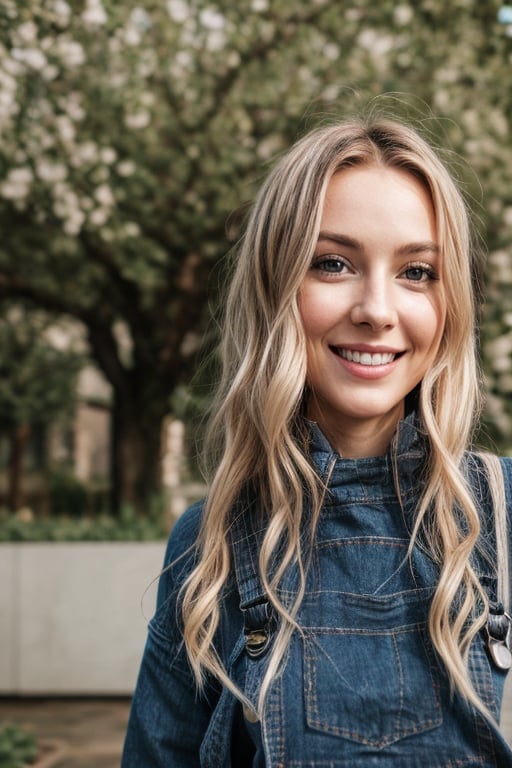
[486,602,512,671]
[242,598,275,659]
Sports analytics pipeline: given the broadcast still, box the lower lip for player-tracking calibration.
[331,350,402,380]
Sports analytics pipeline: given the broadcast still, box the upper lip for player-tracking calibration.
[329,344,404,354]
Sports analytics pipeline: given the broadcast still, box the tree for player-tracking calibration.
[0,308,83,511]
[0,0,512,510]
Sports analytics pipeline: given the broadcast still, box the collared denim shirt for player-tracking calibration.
[122,417,512,767]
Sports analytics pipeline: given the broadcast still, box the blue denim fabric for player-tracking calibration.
[122,416,512,767]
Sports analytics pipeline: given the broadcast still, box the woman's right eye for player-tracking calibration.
[311,256,349,274]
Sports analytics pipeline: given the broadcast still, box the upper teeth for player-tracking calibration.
[339,349,396,366]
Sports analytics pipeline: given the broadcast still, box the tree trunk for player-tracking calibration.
[110,398,166,515]
[8,422,31,512]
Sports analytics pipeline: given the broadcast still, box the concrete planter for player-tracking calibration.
[0,541,167,695]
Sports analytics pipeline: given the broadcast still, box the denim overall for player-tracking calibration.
[122,416,512,767]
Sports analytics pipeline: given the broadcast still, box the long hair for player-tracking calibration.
[181,117,508,718]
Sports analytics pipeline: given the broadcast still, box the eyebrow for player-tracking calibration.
[317,230,440,256]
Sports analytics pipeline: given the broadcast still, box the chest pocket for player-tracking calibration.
[300,538,442,748]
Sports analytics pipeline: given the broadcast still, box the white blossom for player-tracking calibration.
[357,29,394,57]
[324,43,340,61]
[167,0,189,23]
[63,211,86,235]
[56,114,76,143]
[175,50,194,69]
[53,183,86,234]
[1,167,33,201]
[61,93,86,122]
[100,147,117,165]
[125,111,151,129]
[94,184,115,207]
[124,222,141,238]
[15,22,38,44]
[116,160,136,177]
[89,207,110,227]
[345,8,364,21]
[124,20,142,46]
[206,29,226,51]
[82,0,108,26]
[200,8,226,30]
[257,135,284,160]
[55,39,85,68]
[52,0,72,23]
[504,207,512,227]
[321,84,340,101]
[6,168,33,186]
[130,7,152,30]
[393,5,414,26]
[42,65,59,81]
[74,141,99,165]
[11,47,47,71]
[0,71,18,123]
[36,160,68,183]
[251,0,269,11]
[226,51,240,68]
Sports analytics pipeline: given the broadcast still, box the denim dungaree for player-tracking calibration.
[122,416,512,767]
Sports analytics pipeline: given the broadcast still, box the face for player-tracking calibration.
[300,164,446,457]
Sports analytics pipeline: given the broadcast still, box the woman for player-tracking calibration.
[122,118,512,766]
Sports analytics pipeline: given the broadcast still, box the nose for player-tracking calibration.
[349,280,398,330]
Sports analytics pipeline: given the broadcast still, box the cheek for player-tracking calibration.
[408,296,445,352]
[299,284,340,338]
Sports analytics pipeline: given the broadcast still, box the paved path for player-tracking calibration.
[0,697,130,767]
[0,680,512,765]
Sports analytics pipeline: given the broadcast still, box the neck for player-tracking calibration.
[309,407,404,459]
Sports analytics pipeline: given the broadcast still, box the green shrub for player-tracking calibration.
[0,496,168,542]
[47,469,88,518]
[0,724,38,768]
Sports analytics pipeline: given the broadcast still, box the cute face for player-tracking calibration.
[300,165,446,457]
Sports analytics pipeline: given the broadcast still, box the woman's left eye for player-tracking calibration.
[402,264,437,283]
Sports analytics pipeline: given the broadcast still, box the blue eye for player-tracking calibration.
[403,264,437,282]
[312,257,348,273]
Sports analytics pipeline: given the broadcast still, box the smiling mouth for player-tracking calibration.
[331,348,402,366]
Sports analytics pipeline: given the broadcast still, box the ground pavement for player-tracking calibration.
[1,677,512,766]
[0,697,130,767]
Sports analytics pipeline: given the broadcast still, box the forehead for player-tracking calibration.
[320,165,437,241]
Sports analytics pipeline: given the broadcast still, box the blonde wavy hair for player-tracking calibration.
[181,117,508,719]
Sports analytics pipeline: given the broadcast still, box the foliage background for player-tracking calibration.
[1,0,512,511]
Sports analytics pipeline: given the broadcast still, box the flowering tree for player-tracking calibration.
[0,0,511,509]
[0,309,83,511]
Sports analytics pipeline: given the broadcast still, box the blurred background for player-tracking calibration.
[1,0,512,765]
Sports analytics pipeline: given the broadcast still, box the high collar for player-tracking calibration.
[306,410,428,502]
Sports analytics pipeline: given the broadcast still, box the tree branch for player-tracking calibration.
[0,273,93,323]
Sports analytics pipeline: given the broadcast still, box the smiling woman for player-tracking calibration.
[122,118,512,767]
[301,166,445,458]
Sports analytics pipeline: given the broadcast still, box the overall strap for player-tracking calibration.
[467,453,510,607]
[230,501,276,659]
[467,453,512,669]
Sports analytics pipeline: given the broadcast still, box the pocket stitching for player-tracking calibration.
[303,624,442,748]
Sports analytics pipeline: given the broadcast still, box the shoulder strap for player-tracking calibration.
[230,501,276,659]
[471,453,511,610]
[467,453,512,669]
